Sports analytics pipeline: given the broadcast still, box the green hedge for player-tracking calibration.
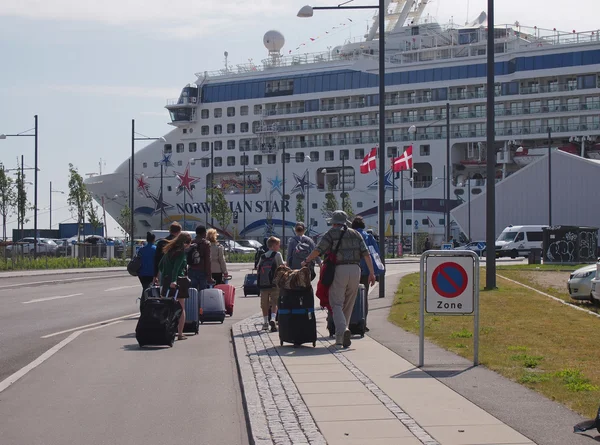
[0,257,128,271]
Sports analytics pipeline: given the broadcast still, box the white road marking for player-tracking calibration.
[0,274,129,290]
[104,285,139,292]
[0,320,123,394]
[22,293,84,304]
[41,312,139,338]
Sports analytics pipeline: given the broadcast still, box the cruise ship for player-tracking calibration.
[85,0,600,245]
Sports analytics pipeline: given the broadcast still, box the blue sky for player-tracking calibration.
[0,0,596,238]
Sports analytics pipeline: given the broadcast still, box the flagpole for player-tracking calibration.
[411,168,415,255]
[392,168,395,258]
[400,170,404,256]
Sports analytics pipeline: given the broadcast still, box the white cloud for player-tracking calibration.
[46,84,180,99]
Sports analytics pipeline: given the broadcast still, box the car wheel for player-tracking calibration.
[510,249,518,259]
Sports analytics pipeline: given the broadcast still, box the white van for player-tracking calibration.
[495,225,548,258]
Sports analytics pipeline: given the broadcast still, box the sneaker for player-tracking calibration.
[342,330,352,348]
[365,327,370,333]
[261,322,269,330]
[334,344,344,350]
[270,320,278,333]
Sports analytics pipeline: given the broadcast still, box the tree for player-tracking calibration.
[117,205,131,238]
[0,166,16,241]
[295,194,305,223]
[15,166,29,239]
[67,163,92,242]
[321,184,339,220]
[211,186,232,233]
[342,192,354,220]
[87,201,102,236]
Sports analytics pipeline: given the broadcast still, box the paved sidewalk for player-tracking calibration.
[233,311,535,445]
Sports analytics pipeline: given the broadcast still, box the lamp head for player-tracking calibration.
[297,5,314,18]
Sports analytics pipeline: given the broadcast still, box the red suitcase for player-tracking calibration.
[215,284,235,316]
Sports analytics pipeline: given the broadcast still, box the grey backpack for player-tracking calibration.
[290,236,312,270]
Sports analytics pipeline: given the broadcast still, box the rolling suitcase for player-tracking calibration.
[183,288,200,334]
[278,287,317,347]
[327,284,366,338]
[135,291,182,348]
[215,284,235,316]
[199,288,226,323]
[243,271,259,297]
[140,285,161,312]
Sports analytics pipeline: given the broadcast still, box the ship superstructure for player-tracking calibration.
[85,0,600,245]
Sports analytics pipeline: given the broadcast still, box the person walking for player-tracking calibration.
[159,231,192,340]
[187,225,212,291]
[303,210,376,349]
[207,228,228,285]
[138,232,157,310]
[287,222,318,276]
[424,237,432,252]
[350,216,383,332]
[154,221,182,284]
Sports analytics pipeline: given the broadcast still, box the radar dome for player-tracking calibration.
[263,30,285,52]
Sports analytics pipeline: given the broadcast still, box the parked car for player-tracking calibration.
[219,239,256,254]
[590,263,600,304]
[454,241,486,256]
[567,264,597,301]
[237,239,263,250]
[6,238,58,256]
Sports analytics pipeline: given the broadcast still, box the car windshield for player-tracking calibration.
[497,232,516,242]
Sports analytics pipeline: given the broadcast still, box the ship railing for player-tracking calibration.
[166,97,198,106]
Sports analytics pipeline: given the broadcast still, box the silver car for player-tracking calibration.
[6,237,58,256]
[567,264,597,301]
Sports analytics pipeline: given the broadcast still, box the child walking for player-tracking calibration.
[257,236,284,332]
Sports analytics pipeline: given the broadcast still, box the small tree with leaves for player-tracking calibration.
[321,184,339,220]
[0,167,16,241]
[15,166,29,239]
[117,205,131,239]
[295,194,305,223]
[211,187,232,233]
[87,201,102,236]
[67,164,92,242]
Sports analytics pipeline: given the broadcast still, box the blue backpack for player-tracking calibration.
[360,232,384,275]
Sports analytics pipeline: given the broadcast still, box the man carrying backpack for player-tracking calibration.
[154,222,182,284]
[187,225,212,291]
[257,236,284,332]
[287,222,318,277]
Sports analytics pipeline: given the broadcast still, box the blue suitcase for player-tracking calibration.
[243,271,260,297]
[327,284,366,338]
[183,288,199,334]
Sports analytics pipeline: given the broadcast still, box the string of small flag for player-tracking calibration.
[288,18,355,55]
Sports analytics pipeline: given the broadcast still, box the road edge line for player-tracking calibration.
[41,313,139,338]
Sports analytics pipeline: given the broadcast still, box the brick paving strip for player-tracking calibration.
[233,310,440,445]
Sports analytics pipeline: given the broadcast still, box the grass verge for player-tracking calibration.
[389,270,600,418]
[0,257,128,271]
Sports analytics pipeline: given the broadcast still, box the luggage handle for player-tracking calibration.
[165,286,179,300]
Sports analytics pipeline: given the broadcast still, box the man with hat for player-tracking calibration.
[302,210,376,349]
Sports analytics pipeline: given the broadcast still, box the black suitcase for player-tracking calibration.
[135,296,182,348]
[278,287,317,347]
[327,284,366,338]
[243,271,260,297]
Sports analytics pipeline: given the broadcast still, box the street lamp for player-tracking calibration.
[49,181,65,230]
[298,0,387,300]
[410,168,418,255]
[305,155,313,231]
[131,119,166,257]
[0,115,39,258]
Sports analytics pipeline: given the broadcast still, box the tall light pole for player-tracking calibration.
[341,155,346,209]
[485,0,497,289]
[282,143,287,251]
[467,174,472,241]
[49,181,65,230]
[243,154,247,232]
[408,125,417,254]
[305,155,312,231]
[130,118,165,257]
[445,102,451,241]
[298,0,387,298]
[0,115,39,258]
[547,127,552,226]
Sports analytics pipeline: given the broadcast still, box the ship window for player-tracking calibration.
[309,151,319,162]
[241,106,248,116]
[182,129,187,134]
[201,142,209,151]
[215,141,223,150]
[420,145,430,156]
[421,219,429,226]
[227,123,235,134]
[296,152,305,163]
[254,105,262,115]
[227,140,235,150]
[340,149,349,160]
[201,126,209,135]
[189,142,197,152]
[214,108,222,118]
[167,186,172,192]
[176,143,184,153]
[240,123,249,133]
[241,155,249,166]
[177,160,183,166]
[254,155,263,165]
[201,109,209,119]
[227,156,236,166]
[142,162,147,168]
[387,147,398,158]
[154,162,159,167]
[312,203,317,209]
[201,159,209,168]
[214,157,222,167]
[267,154,276,164]
[355,149,364,160]
[164,144,172,153]
[214,124,222,134]
[325,151,334,161]
[227,107,235,117]
[439,219,445,225]
[282,152,290,164]
[406,219,412,226]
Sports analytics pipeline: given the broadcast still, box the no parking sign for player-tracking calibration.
[426,257,474,314]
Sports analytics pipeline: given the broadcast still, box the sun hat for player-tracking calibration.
[327,210,351,226]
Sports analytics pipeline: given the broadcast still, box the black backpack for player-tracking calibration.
[258,252,277,289]
[186,243,201,266]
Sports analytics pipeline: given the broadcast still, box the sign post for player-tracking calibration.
[419,250,480,367]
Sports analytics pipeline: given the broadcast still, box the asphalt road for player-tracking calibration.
[0,264,260,445]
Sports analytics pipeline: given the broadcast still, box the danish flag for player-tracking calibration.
[360,147,378,174]
[392,146,413,172]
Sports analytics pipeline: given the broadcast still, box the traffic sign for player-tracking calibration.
[426,256,474,314]
[477,242,485,251]
[441,243,453,250]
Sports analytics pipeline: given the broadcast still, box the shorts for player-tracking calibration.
[260,288,279,312]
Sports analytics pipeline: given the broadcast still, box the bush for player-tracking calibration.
[0,257,127,271]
